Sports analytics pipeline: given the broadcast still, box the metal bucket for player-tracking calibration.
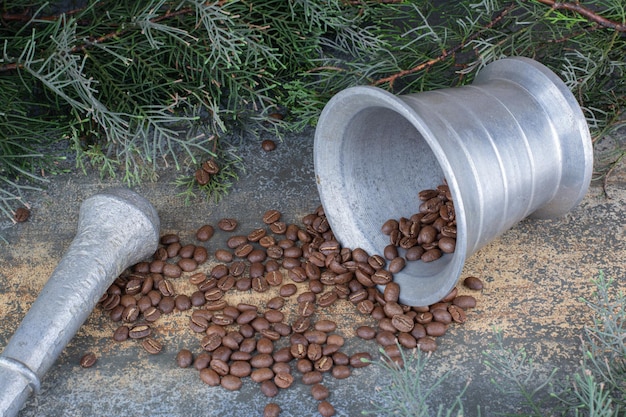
[313,57,593,307]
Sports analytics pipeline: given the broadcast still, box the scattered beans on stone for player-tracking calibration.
[96,202,482,415]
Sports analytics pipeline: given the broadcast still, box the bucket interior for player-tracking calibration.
[317,103,463,306]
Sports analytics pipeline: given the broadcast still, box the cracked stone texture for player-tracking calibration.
[0,126,624,417]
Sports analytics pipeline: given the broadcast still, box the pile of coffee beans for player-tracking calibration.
[381,182,456,266]
[96,203,481,416]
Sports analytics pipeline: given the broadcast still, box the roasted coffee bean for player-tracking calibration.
[438,237,456,253]
[383,301,404,317]
[432,308,452,324]
[453,295,477,309]
[263,209,282,224]
[417,337,438,352]
[317,291,338,307]
[269,221,287,234]
[356,325,376,340]
[160,234,179,245]
[463,276,484,290]
[381,219,399,235]
[201,334,222,351]
[214,249,233,263]
[252,276,270,293]
[272,362,291,375]
[129,324,151,339]
[314,356,333,373]
[160,262,181,278]
[421,248,442,262]
[415,311,433,324]
[350,352,372,368]
[217,275,236,291]
[194,352,212,370]
[318,401,336,417]
[260,380,279,398]
[376,331,397,347]
[290,343,307,359]
[249,262,266,278]
[159,296,176,313]
[209,358,229,376]
[142,338,162,354]
[296,358,313,373]
[332,365,351,379]
[405,246,425,261]
[272,347,293,363]
[274,372,294,389]
[398,332,418,348]
[251,316,271,332]
[199,368,220,386]
[448,304,467,323]
[176,349,193,368]
[383,282,401,303]
[301,370,323,385]
[158,279,175,297]
[79,352,97,368]
[251,367,275,383]
[220,375,242,391]
[179,244,196,258]
[234,243,254,258]
[388,257,406,273]
[371,270,392,285]
[314,320,337,333]
[235,277,252,291]
[307,344,323,362]
[264,403,281,417]
[392,314,415,332]
[425,321,448,337]
[166,242,182,258]
[113,325,129,342]
[265,270,283,287]
[250,353,274,369]
[278,283,297,297]
[383,244,399,260]
[297,301,315,317]
[273,323,291,337]
[143,306,161,322]
[196,224,214,241]
[178,258,197,272]
[190,291,206,307]
[217,218,238,231]
[357,299,375,314]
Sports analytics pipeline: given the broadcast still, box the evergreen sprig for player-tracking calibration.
[1,0,625,221]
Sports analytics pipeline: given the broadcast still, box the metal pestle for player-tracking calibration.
[0,188,160,417]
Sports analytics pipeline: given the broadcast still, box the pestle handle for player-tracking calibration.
[0,188,160,417]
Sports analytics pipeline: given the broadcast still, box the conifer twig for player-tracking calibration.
[372,2,517,89]
[535,0,626,32]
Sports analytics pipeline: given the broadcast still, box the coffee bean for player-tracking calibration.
[274,372,294,389]
[160,234,179,245]
[129,324,151,339]
[453,295,477,309]
[447,304,466,323]
[142,338,162,354]
[250,353,274,369]
[381,219,399,235]
[217,218,238,231]
[310,383,329,401]
[421,248,442,262]
[263,403,281,417]
[220,375,242,391]
[438,237,456,253]
[332,365,351,379]
[317,291,338,307]
[196,224,214,241]
[392,314,414,332]
[199,368,220,386]
[251,368,274,383]
[178,258,197,272]
[318,401,336,417]
[425,321,447,337]
[79,352,97,368]
[417,337,437,352]
[432,308,452,324]
[388,257,406,273]
[302,370,323,385]
[350,352,372,368]
[463,276,484,290]
[260,380,279,397]
[176,349,193,368]
[261,139,277,152]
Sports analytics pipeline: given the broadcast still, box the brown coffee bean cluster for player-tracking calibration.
[381,183,457,266]
[98,205,480,416]
[194,159,220,185]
